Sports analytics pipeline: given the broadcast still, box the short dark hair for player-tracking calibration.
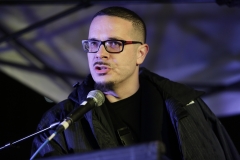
[92,6,147,43]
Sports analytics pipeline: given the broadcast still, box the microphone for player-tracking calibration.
[30,90,105,160]
[55,90,105,134]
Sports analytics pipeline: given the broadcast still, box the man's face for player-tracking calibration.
[88,15,143,88]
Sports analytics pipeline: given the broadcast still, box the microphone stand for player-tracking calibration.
[0,122,60,150]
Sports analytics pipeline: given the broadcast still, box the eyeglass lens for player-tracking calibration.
[83,40,123,53]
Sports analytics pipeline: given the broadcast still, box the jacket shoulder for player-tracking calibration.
[36,99,76,130]
[139,67,204,105]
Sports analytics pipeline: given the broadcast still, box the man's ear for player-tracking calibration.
[136,44,149,65]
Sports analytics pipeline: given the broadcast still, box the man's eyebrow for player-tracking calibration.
[108,37,120,40]
[88,38,99,41]
[88,37,123,41]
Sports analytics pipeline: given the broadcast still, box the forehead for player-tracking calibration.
[88,15,134,40]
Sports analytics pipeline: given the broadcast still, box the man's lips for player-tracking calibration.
[93,62,111,74]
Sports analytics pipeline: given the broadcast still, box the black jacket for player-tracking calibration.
[31,67,239,160]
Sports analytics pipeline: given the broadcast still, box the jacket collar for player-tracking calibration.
[68,74,95,105]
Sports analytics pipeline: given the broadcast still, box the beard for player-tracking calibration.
[94,81,115,92]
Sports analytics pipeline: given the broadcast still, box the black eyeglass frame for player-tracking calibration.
[82,40,143,53]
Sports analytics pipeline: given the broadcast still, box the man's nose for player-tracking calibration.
[95,45,109,59]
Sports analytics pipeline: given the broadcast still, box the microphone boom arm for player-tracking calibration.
[0,122,60,150]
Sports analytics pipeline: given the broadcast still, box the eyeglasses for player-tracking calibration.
[82,40,143,53]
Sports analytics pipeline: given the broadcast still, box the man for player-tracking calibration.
[31,6,239,160]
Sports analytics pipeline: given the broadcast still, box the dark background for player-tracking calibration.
[0,71,55,160]
[0,70,239,160]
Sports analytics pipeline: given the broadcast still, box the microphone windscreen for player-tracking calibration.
[87,90,105,107]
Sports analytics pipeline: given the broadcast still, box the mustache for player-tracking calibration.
[93,61,111,67]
